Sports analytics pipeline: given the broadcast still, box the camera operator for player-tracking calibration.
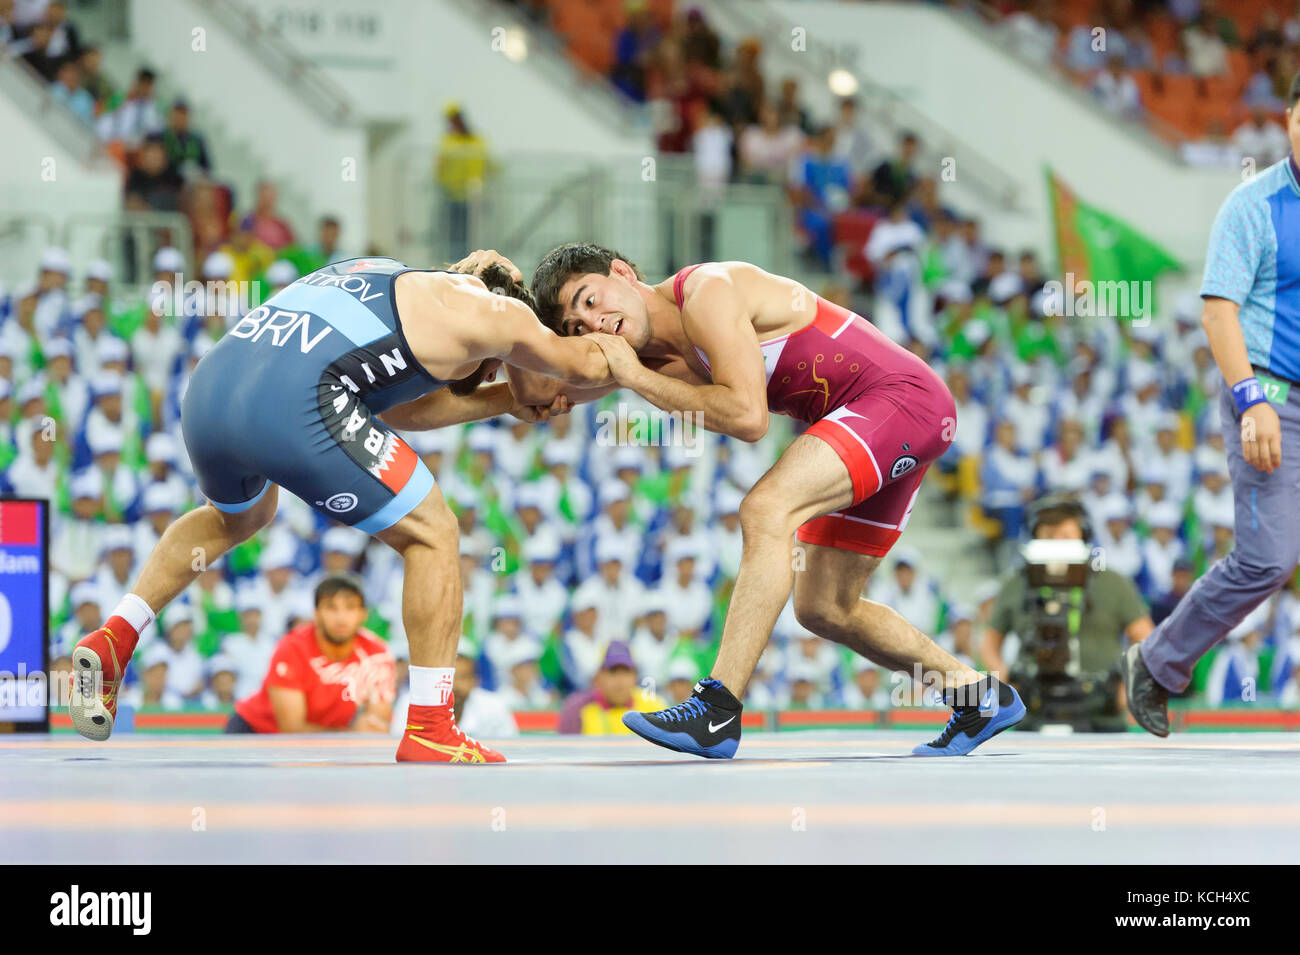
[980,495,1154,730]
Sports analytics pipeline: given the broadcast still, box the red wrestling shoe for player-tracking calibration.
[68,617,140,741]
[395,699,506,764]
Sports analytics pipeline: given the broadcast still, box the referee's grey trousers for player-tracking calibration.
[1140,386,1299,692]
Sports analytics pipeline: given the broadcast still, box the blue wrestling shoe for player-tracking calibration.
[912,677,1026,756]
[623,678,743,759]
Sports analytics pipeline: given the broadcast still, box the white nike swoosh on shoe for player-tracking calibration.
[708,717,735,733]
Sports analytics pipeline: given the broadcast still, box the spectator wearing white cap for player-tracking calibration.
[88,425,139,523]
[13,373,48,447]
[441,475,493,558]
[357,536,401,616]
[1053,361,1110,446]
[1202,496,1236,564]
[785,631,840,709]
[1038,417,1093,496]
[91,522,138,608]
[463,423,499,480]
[660,654,702,705]
[71,294,111,377]
[142,430,191,505]
[199,251,242,331]
[441,646,519,740]
[841,656,891,710]
[628,602,686,691]
[481,595,543,689]
[201,654,240,709]
[84,258,113,298]
[133,481,183,559]
[34,247,71,339]
[395,424,461,479]
[723,432,777,489]
[145,246,188,337]
[55,581,104,663]
[980,418,1038,547]
[80,367,130,455]
[5,422,60,499]
[120,640,183,711]
[1150,412,1193,504]
[320,524,367,574]
[1003,365,1051,454]
[38,336,89,438]
[577,535,645,643]
[503,481,549,549]
[234,534,303,638]
[539,438,593,528]
[5,283,40,369]
[455,536,495,645]
[1097,499,1143,579]
[652,536,712,640]
[561,589,605,688]
[655,501,716,582]
[609,444,652,508]
[1204,601,1271,708]
[221,587,279,699]
[189,550,239,640]
[131,299,183,424]
[51,468,104,581]
[1133,458,1174,526]
[0,288,35,365]
[1080,467,1128,540]
[514,530,568,640]
[264,259,298,296]
[934,603,978,670]
[1141,501,1186,600]
[870,546,943,636]
[1192,447,1232,525]
[708,482,744,580]
[1119,361,1166,448]
[495,639,554,711]
[940,365,988,499]
[575,479,642,580]
[1091,413,1138,493]
[495,417,542,484]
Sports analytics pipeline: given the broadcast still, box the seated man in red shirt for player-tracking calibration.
[227,573,395,734]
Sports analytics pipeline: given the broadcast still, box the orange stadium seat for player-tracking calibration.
[833,210,879,285]
[1061,0,1095,30]
[648,0,675,29]
[1146,14,1176,60]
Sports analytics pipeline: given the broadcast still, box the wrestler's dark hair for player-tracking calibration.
[530,242,643,334]
[314,572,366,608]
[1290,70,1300,108]
[443,262,537,396]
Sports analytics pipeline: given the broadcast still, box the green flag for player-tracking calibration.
[1045,169,1182,320]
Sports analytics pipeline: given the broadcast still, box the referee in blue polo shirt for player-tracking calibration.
[1122,72,1300,736]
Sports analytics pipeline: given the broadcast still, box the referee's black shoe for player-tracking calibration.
[1121,644,1170,737]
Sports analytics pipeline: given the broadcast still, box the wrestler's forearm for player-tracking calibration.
[507,364,619,407]
[622,365,766,441]
[379,382,515,430]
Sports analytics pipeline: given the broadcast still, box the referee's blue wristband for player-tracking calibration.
[1230,377,1267,415]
